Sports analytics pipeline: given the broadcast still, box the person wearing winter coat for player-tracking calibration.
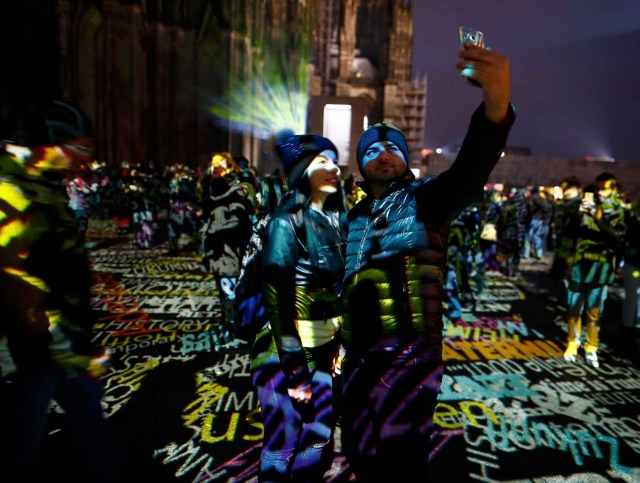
[340,41,514,482]
[251,134,347,482]
[200,152,254,327]
[0,100,119,482]
[563,173,628,368]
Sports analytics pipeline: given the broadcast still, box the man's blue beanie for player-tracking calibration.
[356,122,410,175]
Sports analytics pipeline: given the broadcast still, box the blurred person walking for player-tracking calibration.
[0,100,119,482]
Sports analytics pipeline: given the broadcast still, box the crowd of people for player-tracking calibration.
[2,38,639,483]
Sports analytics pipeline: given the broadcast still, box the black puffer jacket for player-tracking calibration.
[343,104,515,359]
[261,205,346,389]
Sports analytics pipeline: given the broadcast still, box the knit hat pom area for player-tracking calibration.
[356,122,410,175]
[275,133,338,188]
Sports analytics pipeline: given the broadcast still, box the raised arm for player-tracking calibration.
[457,43,511,124]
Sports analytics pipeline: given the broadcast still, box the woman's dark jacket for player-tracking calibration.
[261,205,346,389]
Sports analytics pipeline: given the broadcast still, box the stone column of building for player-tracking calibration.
[382,0,426,164]
[45,0,427,174]
[76,8,103,158]
[51,1,234,170]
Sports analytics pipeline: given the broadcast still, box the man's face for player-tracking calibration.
[563,186,580,200]
[361,141,407,183]
[596,179,617,200]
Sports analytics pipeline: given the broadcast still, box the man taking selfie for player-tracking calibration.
[340,38,515,482]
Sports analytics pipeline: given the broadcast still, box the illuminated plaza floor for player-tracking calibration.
[33,221,640,482]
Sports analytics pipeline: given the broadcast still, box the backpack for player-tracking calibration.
[233,211,306,343]
[233,214,270,343]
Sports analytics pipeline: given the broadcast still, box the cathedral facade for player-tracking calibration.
[2,0,425,175]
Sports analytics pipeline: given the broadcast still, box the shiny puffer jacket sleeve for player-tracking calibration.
[262,209,345,390]
[417,103,516,225]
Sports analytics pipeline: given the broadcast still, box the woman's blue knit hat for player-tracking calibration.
[275,132,338,188]
[356,122,410,175]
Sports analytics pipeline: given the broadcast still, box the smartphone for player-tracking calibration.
[459,26,485,48]
[459,26,485,87]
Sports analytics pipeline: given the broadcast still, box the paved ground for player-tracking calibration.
[33,220,640,482]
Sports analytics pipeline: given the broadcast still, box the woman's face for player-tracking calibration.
[307,150,340,196]
[210,153,234,178]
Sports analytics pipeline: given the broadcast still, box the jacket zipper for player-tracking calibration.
[354,198,379,272]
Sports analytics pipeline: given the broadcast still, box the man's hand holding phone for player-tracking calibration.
[459,27,485,87]
[457,27,511,124]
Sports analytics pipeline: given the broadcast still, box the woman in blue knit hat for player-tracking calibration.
[250,133,347,482]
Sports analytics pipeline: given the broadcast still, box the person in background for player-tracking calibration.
[523,185,555,260]
[479,187,503,273]
[130,180,157,249]
[563,172,628,368]
[251,134,347,482]
[165,166,201,256]
[549,176,582,280]
[496,187,529,278]
[0,100,119,482]
[64,163,97,241]
[199,152,254,328]
[620,192,640,353]
[339,41,514,482]
[343,172,366,210]
[255,171,286,220]
[446,204,483,314]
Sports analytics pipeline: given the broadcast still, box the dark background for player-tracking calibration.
[413,0,640,162]
[3,1,640,164]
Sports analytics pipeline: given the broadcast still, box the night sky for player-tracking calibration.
[412,0,640,162]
